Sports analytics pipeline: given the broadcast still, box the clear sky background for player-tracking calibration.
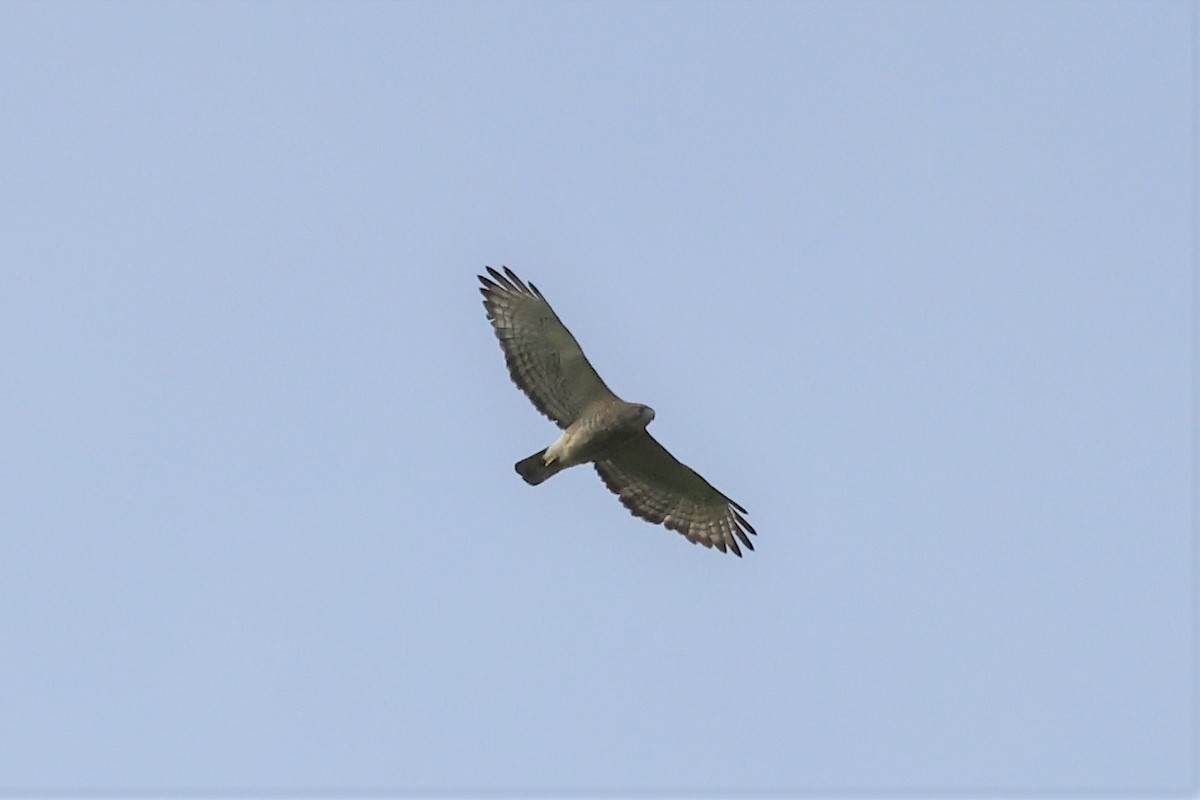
[0,1,1192,796]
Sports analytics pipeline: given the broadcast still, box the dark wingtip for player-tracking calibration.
[480,266,538,297]
[732,510,756,536]
[734,526,754,551]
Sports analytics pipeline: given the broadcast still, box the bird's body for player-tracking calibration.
[478,266,756,556]
[517,401,655,485]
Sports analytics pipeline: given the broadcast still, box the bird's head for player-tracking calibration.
[636,403,656,427]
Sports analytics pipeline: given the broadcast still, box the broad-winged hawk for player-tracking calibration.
[479,267,756,556]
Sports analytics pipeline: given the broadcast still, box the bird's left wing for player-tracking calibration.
[594,432,756,556]
[479,267,618,428]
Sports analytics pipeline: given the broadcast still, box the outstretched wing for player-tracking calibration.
[479,266,618,428]
[594,433,756,556]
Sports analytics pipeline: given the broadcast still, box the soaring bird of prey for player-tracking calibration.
[478,266,756,556]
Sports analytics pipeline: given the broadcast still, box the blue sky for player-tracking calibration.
[0,1,1192,795]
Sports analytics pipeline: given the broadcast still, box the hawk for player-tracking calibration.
[478,266,756,556]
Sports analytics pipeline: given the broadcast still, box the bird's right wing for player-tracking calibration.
[594,432,756,556]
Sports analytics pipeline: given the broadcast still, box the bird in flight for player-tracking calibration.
[478,266,756,556]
